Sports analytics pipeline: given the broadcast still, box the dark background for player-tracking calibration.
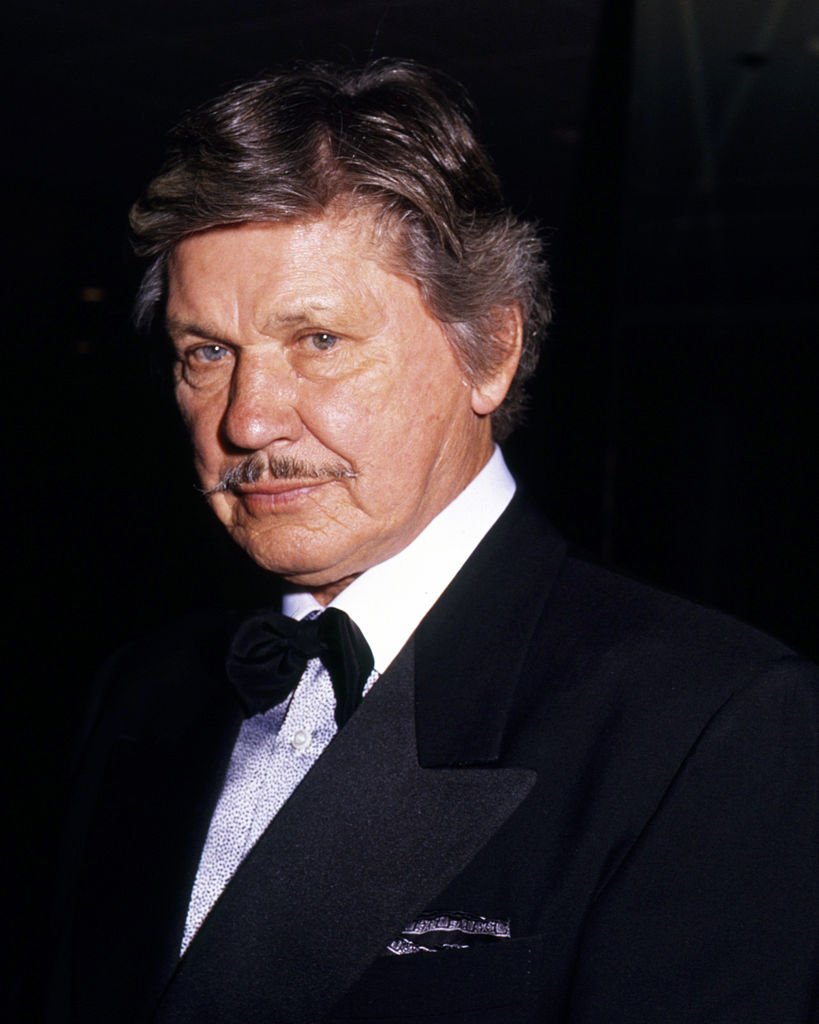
[5,0,818,1011]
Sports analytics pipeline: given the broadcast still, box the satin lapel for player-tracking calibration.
[153,641,535,1024]
[415,494,567,767]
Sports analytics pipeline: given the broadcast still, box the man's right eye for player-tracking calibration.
[191,344,230,363]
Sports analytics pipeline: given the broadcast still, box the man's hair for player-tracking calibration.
[130,59,551,439]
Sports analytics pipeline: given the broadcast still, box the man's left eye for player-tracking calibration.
[308,332,339,351]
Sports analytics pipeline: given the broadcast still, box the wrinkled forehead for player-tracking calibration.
[165,202,428,322]
[164,206,443,348]
[168,197,410,277]
[134,188,435,336]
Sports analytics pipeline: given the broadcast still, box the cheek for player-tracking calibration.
[304,372,400,457]
[178,397,224,475]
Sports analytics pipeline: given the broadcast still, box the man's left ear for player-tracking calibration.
[470,305,524,416]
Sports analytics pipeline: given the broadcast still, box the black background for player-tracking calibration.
[5,0,818,1011]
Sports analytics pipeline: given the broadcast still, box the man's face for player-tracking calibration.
[166,210,518,601]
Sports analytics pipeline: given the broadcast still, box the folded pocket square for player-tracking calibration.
[386,912,511,955]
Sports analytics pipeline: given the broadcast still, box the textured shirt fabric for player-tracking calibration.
[181,447,516,952]
[181,657,379,952]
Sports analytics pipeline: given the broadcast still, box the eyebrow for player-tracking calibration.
[165,317,231,344]
[166,303,340,342]
[260,302,335,331]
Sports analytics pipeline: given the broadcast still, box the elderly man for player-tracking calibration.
[51,61,818,1024]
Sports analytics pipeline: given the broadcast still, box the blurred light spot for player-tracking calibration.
[80,286,106,303]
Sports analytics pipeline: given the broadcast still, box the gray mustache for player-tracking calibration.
[202,453,357,496]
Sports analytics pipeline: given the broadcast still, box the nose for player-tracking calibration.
[220,351,302,452]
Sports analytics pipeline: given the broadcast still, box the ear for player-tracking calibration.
[470,305,524,416]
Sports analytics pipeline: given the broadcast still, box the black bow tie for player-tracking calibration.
[225,607,374,728]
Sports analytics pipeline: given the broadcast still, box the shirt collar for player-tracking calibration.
[282,447,515,674]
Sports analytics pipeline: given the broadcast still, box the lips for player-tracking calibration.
[233,479,330,508]
[236,481,322,496]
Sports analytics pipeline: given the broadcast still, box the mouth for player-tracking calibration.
[231,479,335,509]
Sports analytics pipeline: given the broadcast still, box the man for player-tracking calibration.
[51,60,818,1023]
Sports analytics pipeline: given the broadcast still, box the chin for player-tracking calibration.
[233,531,350,587]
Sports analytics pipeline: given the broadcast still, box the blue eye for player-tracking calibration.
[310,333,339,351]
[194,344,229,362]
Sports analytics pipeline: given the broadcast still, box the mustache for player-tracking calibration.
[200,453,357,497]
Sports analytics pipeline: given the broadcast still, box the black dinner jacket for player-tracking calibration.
[50,495,819,1024]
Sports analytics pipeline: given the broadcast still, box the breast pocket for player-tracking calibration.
[325,934,543,1022]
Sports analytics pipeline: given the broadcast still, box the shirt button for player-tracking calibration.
[291,728,311,751]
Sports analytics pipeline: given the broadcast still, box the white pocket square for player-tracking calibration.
[386,912,511,955]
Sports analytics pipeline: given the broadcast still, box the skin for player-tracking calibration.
[166,208,522,604]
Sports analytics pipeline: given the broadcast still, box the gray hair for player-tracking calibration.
[130,59,551,439]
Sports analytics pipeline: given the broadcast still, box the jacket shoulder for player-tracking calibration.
[514,546,818,766]
[548,550,800,681]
